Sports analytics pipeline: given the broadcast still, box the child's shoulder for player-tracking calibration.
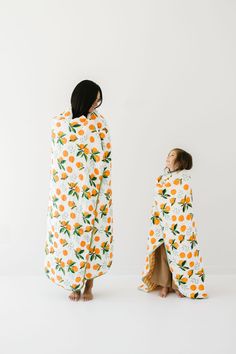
[179,169,192,182]
[156,170,192,185]
[155,172,169,186]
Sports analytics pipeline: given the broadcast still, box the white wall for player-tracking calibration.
[0,0,235,276]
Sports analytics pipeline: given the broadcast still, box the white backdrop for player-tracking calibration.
[0,0,235,277]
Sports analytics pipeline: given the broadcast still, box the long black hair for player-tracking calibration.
[71,80,103,119]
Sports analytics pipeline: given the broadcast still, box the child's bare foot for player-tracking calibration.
[175,289,185,298]
[82,290,93,301]
[82,279,94,301]
[159,286,169,298]
[69,290,81,301]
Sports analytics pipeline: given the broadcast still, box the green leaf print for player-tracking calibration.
[196,268,205,282]
[60,239,68,247]
[160,203,170,216]
[151,212,162,225]
[187,232,198,249]
[76,144,89,161]
[82,186,90,200]
[105,189,112,201]
[45,267,50,275]
[101,241,110,254]
[75,249,85,260]
[70,284,81,291]
[52,195,59,208]
[55,258,66,275]
[48,231,54,244]
[45,244,49,255]
[105,225,112,237]
[82,212,91,224]
[68,182,80,200]
[176,274,188,285]
[67,261,78,273]
[90,148,100,162]
[89,174,97,187]
[158,188,171,199]
[59,221,71,237]
[52,170,59,183]
[102,151,111,163]
[103,167,110,179]
[57,132,67,145]
[178,195,192,212]
[73,224,83,237]
[100,204,108,218]
[177,260,189,271]
[89,247,102,261]
[169,239,179,250]
[170,224,180,235]
[68,122,81,133]
[57,158,66,170]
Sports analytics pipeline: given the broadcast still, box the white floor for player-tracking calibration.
[0,274,235,354]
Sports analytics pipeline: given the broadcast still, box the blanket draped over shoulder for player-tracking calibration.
[139,169,208,299]
[44,109,113,291]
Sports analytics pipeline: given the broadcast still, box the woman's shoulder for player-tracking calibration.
[53,108,72,120]
[90,110,109,130]
[50,109,69,129]
[94,110,106,120]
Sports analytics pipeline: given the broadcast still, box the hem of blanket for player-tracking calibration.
[45,266,111,292]
[138,246,190,299]
[139,251,159,292]
[138,248,209,299]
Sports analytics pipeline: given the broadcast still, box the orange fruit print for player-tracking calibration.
[139,170,208,299]
[44,109,113,291]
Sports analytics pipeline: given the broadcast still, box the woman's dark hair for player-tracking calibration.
[71,80,103,119]
[171,148,193,171]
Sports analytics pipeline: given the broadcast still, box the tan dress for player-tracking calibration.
[150,244,178,291]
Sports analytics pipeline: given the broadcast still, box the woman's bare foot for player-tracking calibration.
[69,290,81,301]
[82,279,94,301]
[159,286,169,298]
[175,289,185,298]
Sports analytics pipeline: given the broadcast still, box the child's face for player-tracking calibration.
[166,150,177,171]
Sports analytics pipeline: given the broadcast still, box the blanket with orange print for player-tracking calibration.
[44,109,113,291]
[139,169,208,299]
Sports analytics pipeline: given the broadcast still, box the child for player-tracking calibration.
[139,148,208,299]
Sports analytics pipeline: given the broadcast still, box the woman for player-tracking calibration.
[139,148,208,299]
[44,80,113,301]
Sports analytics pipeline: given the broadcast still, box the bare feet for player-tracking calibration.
[159,286,169,298]
[175,289,185,298]
[69,290,81,301]
[82,279,94,301]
